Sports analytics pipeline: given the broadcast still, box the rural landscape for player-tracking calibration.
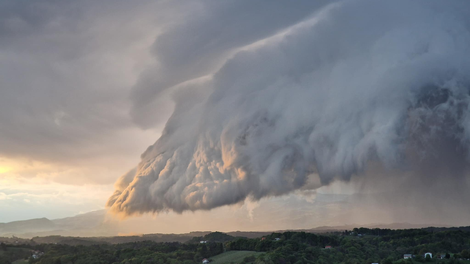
[2,227,470,263]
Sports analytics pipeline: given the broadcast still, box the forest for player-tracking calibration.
[0,227,469,264]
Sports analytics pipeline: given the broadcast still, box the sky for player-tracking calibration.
[0,0,335,224]
[1,0,470,232]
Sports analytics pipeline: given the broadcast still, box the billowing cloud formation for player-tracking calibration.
[108,0,470,216]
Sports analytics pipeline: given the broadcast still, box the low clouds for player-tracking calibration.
[108,0,470,217]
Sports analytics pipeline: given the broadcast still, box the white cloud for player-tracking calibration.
[108,0,470,225]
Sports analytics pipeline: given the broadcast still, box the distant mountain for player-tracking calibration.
[0,210,111,237]
[0,209,454,239]
[0,217,56,235]
[52,210,107,230]
[305,222,452,232]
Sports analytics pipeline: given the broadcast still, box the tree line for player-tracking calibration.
[2,227,470,264]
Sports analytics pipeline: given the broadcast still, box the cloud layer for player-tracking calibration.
[0,0,168,184]
[108,0,470,216]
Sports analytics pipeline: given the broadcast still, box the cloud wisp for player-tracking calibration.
[108,0,470,217]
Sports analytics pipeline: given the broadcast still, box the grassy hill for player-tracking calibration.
[209,251,264,264]
[12,259,29,264]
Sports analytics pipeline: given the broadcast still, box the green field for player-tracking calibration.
[209,251,264,264]
[12,259,29,264]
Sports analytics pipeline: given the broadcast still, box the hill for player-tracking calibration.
[0,218,56,235]
[0,210,113,238]
[0,210,458,242]
[210,251,263,264]
[13,227,470,264]
[187,231,236,244]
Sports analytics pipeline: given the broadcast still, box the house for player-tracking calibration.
[424,252,432,259]
[325,246,332,249]
[404,254,413,259]
[274,238,281,241]
[200,241,208,244]
[32,251,44,259]
[202,258,209,264]
[261,237,266,241]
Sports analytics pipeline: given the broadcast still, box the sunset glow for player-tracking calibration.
[0,166,11,174]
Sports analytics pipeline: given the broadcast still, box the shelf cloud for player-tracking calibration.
[108,0,470,217]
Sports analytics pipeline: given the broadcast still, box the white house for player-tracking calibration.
[200,241,208,244]
[32,251,44,259]
[404,254,413,259]
[424,252,432,259]
[202,258,209,264]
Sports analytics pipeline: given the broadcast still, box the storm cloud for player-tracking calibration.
[108,0,470,216]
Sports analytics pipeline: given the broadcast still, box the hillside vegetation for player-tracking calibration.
[0,244,31,264]
[2,227,470,263]
[210,251,263,264]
